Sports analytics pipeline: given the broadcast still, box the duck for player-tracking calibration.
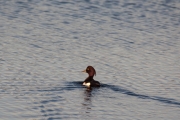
[82,66,100,87]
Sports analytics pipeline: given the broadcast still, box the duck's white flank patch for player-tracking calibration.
[83,82,90,87]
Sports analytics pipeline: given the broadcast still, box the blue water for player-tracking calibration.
[0,0,180,120]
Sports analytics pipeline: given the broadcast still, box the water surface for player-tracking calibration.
[0,0,180,120]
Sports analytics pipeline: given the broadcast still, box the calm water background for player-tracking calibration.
[0,0,180,120]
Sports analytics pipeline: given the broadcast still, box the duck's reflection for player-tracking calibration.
[80,87,100,119]
[81,88,93,116]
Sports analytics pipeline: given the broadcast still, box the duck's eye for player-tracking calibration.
[87,68,89,71]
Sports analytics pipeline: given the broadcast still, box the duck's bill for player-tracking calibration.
[82,70,86,72]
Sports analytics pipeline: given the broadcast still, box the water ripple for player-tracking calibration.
[101,84,180,107]
[0,0,180,119]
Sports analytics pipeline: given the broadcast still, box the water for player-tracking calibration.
[0,0,180,119]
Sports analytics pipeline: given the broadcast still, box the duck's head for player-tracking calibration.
[82,66,96,77]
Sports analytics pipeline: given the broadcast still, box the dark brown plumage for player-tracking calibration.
[82,66,100,87]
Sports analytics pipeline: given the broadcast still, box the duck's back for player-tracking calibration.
[90,80,100,87]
